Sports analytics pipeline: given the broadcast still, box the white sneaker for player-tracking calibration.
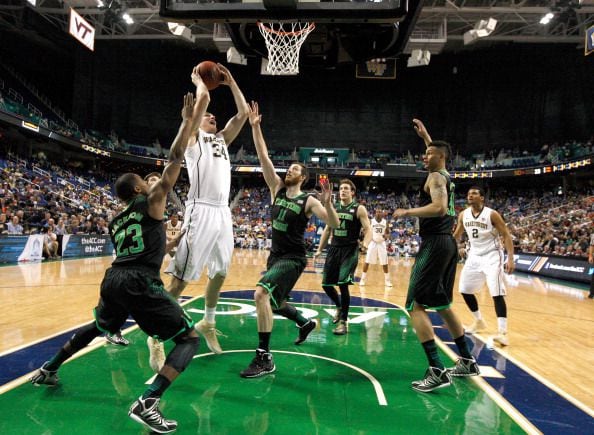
[492,333,509,346]
[147,337,165,373]
[466,319,487,334]
[359,278,366,286]
[384,280,393,288]
[196,319,223,354]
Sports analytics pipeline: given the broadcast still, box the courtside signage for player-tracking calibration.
[69,8,95,51]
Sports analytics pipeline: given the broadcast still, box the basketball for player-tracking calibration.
[197,61,223,90]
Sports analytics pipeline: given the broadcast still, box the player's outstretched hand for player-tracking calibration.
[248,101,262,126]
[182,92,195,120]
[217,63,234,86]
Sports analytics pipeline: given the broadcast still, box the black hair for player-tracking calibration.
[429,140,452,160]
[144,172,161,181]
[468,185,485,197]
[115,173,140,203]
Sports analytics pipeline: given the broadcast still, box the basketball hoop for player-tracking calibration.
[258,21,315,75]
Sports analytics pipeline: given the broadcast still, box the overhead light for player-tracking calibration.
[407,49,430,67]
[540,12,554,25]
[463,17,497,45]
[227,47,248,66]
[122,12,134,25]
[97,0,104,6]
[167,22,194,42]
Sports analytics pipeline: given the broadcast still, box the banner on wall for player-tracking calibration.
[17,234,44,262]
[0,236,29,263]
[62,235,114,258]
[513,253,592,284]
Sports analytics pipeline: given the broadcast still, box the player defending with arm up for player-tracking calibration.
[30,81,204,433]
[240,101,339,378]
[392,119,479,393]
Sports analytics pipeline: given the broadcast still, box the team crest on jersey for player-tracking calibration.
[297,200,304,205]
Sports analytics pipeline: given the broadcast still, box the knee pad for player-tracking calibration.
[166,332,200,372]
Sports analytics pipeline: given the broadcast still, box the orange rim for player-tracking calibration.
[257,22,315,37]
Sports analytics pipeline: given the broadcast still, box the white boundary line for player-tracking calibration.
[473,333,594,418]
[191,349,388,406]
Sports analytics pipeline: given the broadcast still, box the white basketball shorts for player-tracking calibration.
[459,249,507,297]
[365,240,388,265]
[165,202,234,282]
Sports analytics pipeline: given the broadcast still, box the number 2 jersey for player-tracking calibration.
[109,195,165,270]
[462,206,502,256]
[186,130,231,206]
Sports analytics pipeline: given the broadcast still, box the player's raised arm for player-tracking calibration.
[413,118,433,148]
[148,92,196,218]
[218,64,249,146]
[248,101,283,196]
[307,180,340,229]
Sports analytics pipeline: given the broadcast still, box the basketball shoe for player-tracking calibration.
[492,333,509,346]
[195,319,223,354]
[147,337,166,373]
[332,307,342,324]
[465,319,487,334]
[128,396,177,433]
[106,331,129,346]
[240,350,276,378]
[411,367,452,393]
[333,319,348,335]
[447,357,480,377]
[294,320,316,345]
[30,362,59,386]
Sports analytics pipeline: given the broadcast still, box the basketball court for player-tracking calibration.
[0,252,592,434]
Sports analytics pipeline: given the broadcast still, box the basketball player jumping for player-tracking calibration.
[240,101,339,378]
[359,208,393,287]
[148,63,250,369]
[314,179,371,335]
[453,186,515,346]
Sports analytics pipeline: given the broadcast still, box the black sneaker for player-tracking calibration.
[411,367,452,393]
[30,362,59,386]
[240,350,276,378]
[294,320,316,345]
[448,357,480,377]
[128,396,178,433]
[106,331,129,346]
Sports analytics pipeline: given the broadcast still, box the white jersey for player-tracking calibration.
[185,129,231,206]
[462,206,502,256]
[370,218,387,243]
[166,220,182,239]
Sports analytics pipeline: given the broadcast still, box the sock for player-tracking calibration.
[338,284,350,320]
[47,322,101,371]
[361,272,367,280]
[142,374,171,399]
[274,304,307,326]
[322,285,341,307]
[497,317,508,334]
[204,306,216,324]
[454,334,473,359]
[471,310,482,321]
[421,339,444,369]
[384,272,390,281]
[258,332,271,352]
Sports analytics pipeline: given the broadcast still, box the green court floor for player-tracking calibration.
[0,295,525,434]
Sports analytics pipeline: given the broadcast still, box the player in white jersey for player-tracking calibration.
[165,213,183,256]
[359,209,392,287]
[147,63,249,369]
[453,186,515,347]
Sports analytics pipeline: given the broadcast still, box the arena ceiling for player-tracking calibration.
[0,0,592,55]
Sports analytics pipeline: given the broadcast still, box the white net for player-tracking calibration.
[258,21,315,75]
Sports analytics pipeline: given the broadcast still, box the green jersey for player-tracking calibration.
[271,188,311,258]
[109,195,165,270]
[419,169,456,237]
[330,201,362,247]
